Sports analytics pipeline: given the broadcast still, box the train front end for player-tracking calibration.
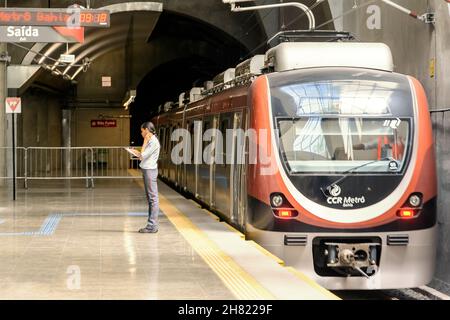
[246,43,437,290]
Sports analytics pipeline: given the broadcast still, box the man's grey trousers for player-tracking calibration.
[142,169,159,229]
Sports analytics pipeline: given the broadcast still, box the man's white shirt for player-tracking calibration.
[140,135,160,169]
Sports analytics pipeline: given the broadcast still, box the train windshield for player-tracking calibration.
[277,117,410,174]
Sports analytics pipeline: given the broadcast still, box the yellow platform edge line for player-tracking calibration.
[221,222,246,239]
[285,267,341,300]
[189,199,202,208]
[246,240,285,266]
[159,195,275,300]
[131,171,274,300]
[202,208,221,221]
[130,169,337,300]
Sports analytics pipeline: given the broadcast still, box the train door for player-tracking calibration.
[170,125,177,182]
[230,111,247,229]
[198,117,213,204]
[157,127,165,177]
[181,121,190,191]
[238,110,249,230]
[185,121,197,196]
[193,119,200,197]
[210,115,219,209]
[161,126,168,178]
[162,126,167,178]
[164,126,172,178]
[175,122,182,187]
[214,113,233,218]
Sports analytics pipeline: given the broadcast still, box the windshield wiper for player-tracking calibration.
[321,157,394,198]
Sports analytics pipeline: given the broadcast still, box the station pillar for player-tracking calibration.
[62,109,72,178]
[0,42,7,187]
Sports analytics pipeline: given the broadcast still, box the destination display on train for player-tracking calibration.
[0,8,110,28]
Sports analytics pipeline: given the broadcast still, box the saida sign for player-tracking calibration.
[0,25,84,43]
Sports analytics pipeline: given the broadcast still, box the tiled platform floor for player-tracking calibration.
[0,180,235,300]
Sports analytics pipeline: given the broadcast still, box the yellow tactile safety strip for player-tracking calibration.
[158,193,275,300]
[130,170,339,300]
[285,267,340,300]
[131,174,274,300]
[222,222,246,239]
[246,240,285,266]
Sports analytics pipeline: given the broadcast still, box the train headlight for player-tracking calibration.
[408,195,422,207]
[271,195,283,208]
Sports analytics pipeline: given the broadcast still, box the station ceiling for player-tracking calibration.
[4,0,333,136]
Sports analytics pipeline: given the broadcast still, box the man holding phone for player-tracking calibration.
[133,122,161,233]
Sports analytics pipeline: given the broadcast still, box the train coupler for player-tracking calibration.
[324,242,381,277]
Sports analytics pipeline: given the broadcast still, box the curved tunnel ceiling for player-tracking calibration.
[5,0,333,143]
[11,1,333,95]
[13,1,267,95]
[25,9,163,80]
[20,2,163,65]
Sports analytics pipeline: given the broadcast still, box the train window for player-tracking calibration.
[277,117,411,174]
[189,122,195,163]
[165,127,172,154]
[159,128,165,151]
[220,117,231,165]
[203,121,211,151]
[270,76,401,116]
[175,123,182,159]
[167,127,172,154]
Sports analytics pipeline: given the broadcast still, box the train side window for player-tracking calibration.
[159,128,165,151]
[174,123,181,157]
[165,127,172,154]
[203,121,211,151]
[189,122,195,163]
[220,118,230,165]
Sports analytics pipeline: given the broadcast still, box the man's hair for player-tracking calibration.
[141,122,156,134]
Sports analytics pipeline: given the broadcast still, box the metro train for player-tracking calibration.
[151,38,437,290]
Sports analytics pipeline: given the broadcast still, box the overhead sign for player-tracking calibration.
[5,97,21,114]
[60,54,75,63]
[0,8,110,28]
[102,76,112,87]
[91,120,117,128]
[0,26,84,43]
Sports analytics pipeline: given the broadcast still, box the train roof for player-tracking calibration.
[158,40,395,114]
[265,42,394,73]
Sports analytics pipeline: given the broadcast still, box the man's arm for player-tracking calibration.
[125,147,141,158]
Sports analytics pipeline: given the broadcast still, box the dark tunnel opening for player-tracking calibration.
[129,11,256,145]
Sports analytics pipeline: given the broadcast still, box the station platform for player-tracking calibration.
[0,177,339,300]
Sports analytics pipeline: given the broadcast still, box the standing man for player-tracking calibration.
[137,122,161,233]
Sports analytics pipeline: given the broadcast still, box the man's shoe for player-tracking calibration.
[138,227,158,234]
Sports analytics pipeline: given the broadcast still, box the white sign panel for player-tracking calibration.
[0,26,82,43]
[102,76,112,87]
[5,97,21,114]
[60,54,75,63]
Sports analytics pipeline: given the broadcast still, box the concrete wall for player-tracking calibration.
[72,108,130,147]
[76,48,127,102]
[20,90,62,148]
[0,43,7,186]
[328,0,450,293]
[430,0,450,294]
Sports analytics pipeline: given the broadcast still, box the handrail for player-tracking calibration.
[430,108,450,114]
[1,146,142,188]
[223,0,316,30]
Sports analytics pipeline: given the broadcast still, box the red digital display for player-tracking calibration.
[79,12,109,24]
[0,8,110,28]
